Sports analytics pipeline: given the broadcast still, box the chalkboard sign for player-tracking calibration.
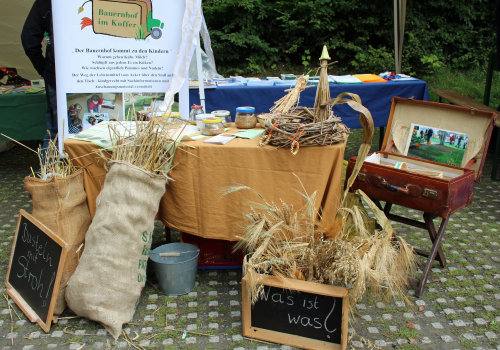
[5,210,67,332]
[242,275,349,350]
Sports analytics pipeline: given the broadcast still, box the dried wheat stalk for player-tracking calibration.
[36,134,76,179]
[269,76,311,115]
[107,119,183,175]
[226,184,416,307]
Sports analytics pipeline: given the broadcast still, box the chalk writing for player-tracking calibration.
[251,285,344,344]
[21,223,53,267]
[7,211,65,329]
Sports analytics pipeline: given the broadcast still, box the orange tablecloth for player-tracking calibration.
[65,130,345,241]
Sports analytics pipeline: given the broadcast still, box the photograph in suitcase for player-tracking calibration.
[346,97,497,218]
[403,123,470,167]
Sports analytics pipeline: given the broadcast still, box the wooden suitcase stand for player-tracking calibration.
[346,97,497,297]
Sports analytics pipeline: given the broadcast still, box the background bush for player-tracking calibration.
[202,0,496,77]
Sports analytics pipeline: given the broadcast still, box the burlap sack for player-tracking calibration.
[24,169,91,315]
[65,161,168,339]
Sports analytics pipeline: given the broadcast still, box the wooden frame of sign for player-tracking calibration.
[242,274,349,350]
[5,210,67,332]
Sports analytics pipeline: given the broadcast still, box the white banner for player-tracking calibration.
[52,0,189,149]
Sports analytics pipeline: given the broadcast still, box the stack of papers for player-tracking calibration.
[353,74,387,83]
[204,133,236,144]
[329,75,363,84]
[233,129,265,139]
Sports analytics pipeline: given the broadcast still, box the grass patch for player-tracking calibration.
[443,279,473,288]
[398,344,421,350]
[459,339,478,349]
[445,313,460,321]
[225,327,241,335]
[382,305,397,313]
[396,328,419,339]
[490,320,500,332]
[447,268,467,277]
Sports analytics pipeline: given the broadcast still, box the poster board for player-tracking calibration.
[5,210,67,332]
[242,275,349,350]
[52,0,188,150]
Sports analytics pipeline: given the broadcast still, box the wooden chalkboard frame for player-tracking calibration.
[5,210,67,332]
[242,275,349,350]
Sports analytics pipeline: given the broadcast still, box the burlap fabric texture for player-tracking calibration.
[65,161,168,339]
[23,169,91,315]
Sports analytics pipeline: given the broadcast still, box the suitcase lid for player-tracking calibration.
[381,97,497,182]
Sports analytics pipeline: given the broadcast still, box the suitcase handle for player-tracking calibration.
[380,178,409,194]
[376,177,422,197]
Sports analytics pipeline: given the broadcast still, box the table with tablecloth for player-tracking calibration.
[189,79,429,129]
[0,93,46,141]
[64,128,346,241]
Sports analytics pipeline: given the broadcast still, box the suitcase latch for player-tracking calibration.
[422,188,438,200]
[357,172,367,182]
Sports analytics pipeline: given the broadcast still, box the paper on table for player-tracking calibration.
[203,133,236,144]
[68,121,131,149]
[353,74,387,83]
[392,74,418,81]
[329,75,363,84]
[69,121,190,147]
[233,129,265,139]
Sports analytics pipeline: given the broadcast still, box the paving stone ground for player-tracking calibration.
[0,131,498,350]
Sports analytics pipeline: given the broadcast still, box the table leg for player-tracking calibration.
[423,213,447,267]
[379,127,385,149]
[492,127,500,181]
[164,226,171,243]
[415,216,449,298]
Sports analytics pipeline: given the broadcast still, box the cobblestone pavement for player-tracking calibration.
[0,132,498,350]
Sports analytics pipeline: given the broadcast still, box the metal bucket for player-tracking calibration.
[149,243,200,296]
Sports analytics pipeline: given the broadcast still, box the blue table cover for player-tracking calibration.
[189,79,429,129]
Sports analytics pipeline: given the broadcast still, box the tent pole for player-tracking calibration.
[196,36,206,112]
[398,0,407,74]
[394,0,399,74]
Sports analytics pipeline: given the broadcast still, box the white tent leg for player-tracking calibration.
[196,37,206,112]
[179,79,189,120]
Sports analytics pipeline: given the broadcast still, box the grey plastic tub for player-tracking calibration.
[149,243,200,296]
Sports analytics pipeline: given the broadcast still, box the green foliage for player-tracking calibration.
[350,45,394,74]
[301,49,311,70]
[202,0,496,77]
[420,54,444,70]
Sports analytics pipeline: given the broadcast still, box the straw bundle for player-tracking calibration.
[269,76,311,115]
[229,184,416,306]
[107,119,181,174]
[313,45,334,123]
[35,134,77,179]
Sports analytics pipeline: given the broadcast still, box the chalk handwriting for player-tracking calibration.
[21,223,53,267]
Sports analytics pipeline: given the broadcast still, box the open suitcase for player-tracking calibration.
[346,97,497,297]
